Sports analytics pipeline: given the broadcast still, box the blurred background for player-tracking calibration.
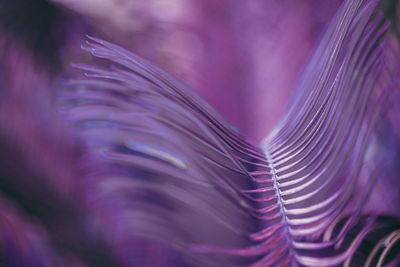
[0,0,347,141]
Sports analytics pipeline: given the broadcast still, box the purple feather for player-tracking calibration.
[0,0,399,266]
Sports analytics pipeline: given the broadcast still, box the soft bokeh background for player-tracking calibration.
[50,0,341,141]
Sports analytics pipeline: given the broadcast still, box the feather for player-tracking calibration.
[62,35,271,266]
[0,0,399,266]
[62,0,400,266]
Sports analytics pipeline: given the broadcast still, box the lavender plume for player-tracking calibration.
[0,0,399,266]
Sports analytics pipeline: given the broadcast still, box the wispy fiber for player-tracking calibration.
[0,0,399,266]
[59,0,400,266]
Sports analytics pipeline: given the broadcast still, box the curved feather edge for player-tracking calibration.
[258,0,400,265]
[63,37,272,266]
[61,0,400,266]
